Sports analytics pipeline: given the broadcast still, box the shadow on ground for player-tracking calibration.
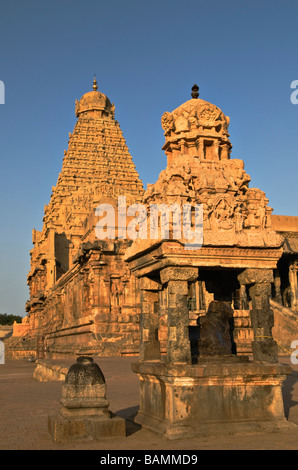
[115,405,141,436]
[282,367,298,419]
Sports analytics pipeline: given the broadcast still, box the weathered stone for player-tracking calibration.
[238,268,274,286]
[48,413,125,443]
[160,266,198,284]
[65,356,105,385]
[248,283,278,363]
[126,85,296,438]
[198,300,234,356]
[26,78,144,358]
[167,279,192,364]
[132,360,295,439]
[48,356,125,442]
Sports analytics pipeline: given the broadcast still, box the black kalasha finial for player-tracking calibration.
[65,356,106,385]
[191,84,199,99]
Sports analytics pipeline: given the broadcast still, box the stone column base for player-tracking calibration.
[48,413,126,443]
[132,357,296,440]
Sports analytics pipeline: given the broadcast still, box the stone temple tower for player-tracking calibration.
[26,78,144,357]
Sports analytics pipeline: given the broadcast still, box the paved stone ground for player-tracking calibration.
[1,356,298,451]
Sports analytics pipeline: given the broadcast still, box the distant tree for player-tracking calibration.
[0,313,23,325]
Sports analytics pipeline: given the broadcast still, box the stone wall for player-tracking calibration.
[0,325,13,339]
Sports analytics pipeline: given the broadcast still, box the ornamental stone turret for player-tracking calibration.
[161,84,232,164]
[137,85,280,246]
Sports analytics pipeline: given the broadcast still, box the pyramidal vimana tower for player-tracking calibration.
[26,77,144,357]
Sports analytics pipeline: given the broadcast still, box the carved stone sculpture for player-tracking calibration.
[48,356,125,442]
[198,300,234,356]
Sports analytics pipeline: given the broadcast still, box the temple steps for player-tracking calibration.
[271,299,298,355]
[3,335,37,360]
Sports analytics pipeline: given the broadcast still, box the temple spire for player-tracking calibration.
[93,75,98,91]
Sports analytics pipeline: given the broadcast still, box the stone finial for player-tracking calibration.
[93,75,98,91]
[65,355,105,385]
[191,84,199,99]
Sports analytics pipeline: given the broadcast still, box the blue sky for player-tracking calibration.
[0,0,297,316]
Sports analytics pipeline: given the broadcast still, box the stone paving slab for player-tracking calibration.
[1,356,298,450]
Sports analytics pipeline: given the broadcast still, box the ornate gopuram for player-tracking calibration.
[26,78,144,358]
[126,85,296,438]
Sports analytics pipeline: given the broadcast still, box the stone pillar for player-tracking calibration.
[179,138,186,154]
[238,269,278,363]
[289,263,298,311]
[197,138,204,160]
[213,139,220,159]
[220,143,230,160]
[160,267,198,364]
[239,284,248,309]
[273,269,282,305]
[139,277,161,362]
[46,228,56,287]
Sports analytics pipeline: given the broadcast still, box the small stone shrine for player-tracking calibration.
[125,85,296,438]
[48,356,125,442]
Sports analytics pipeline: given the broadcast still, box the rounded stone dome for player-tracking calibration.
[161,96,230,139]
[75,77,114,118]
[173,98,229,125]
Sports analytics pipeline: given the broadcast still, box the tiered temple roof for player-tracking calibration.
[28,77,144,296]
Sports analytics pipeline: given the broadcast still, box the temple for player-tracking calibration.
[4,80,298,362]
[24,77,144,358]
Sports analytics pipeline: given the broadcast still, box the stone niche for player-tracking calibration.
[125,86,296,439]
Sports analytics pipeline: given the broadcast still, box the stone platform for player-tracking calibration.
[48,413,125,443]
[132,356,297,439]
[33,359,69,381]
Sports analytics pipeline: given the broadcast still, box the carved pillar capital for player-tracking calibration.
[237,268,274,286]
[139,277,161,292]
[160,266,198,285]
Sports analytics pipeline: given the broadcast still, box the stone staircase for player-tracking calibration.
[271,299,298,355]
[4,334,37,360]
[3,312,65,360]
